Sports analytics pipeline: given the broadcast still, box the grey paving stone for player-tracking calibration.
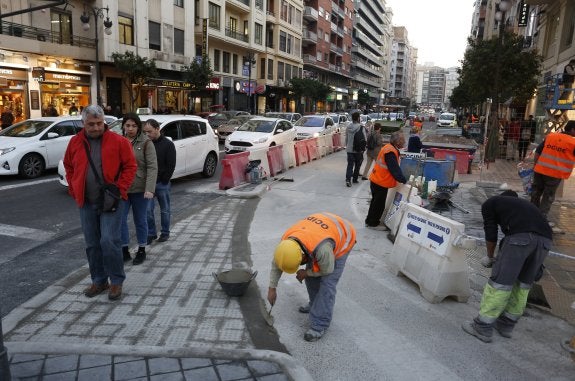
[148,358,181,375]
[114,359,147,380]
[9,353,45,363]
[217,361,253,381]
[180,357,213,370]
[256,374,290,381]
[183,366,220,381]
[44,354,79,374]
[247,360,282,376]
[9,359,44,378]
[79,354,112,368]
[43,370,77,381]
[150,371,186,381]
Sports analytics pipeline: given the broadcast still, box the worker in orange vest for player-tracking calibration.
[268,212,356,342]
[531,121,575,222]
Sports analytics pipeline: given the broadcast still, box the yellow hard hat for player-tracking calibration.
[274,239,302,274]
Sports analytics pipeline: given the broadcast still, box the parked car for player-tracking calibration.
[224,117,296,153]
[0,116,85,179]
[217,115,256,141]
[329,113,351,130]
[58,114,219,186]
[264,112,302,123]
[208,111,250,129]
[293,115,336,139]
[437,112,458,128]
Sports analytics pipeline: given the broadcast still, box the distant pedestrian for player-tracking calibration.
[1,107,14,129]
[362,122,384,180]
[143,119,176,244]
[120,113,158,265]
[63,105,137,301]
[407,126,423,153]
[507,118,521,161]
[364,132,407,230]
[47,104,59,117]
[69,103,79,115]
[530,120,575,221]
[345,111,366,187]
[462,190,553,343]
[518,115,536,161]
[267,212,356,342]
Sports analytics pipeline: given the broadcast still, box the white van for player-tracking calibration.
[437,112,458,128]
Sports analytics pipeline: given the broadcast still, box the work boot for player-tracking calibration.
[132,247,146,265]
[303,329,325,342]
[157,234,169,243]
[122,246,131,262]
[298,304,310,314]
[108,284,122,301]
[494,315,516,338]
[83,283,109,298]
[462,318,493,343]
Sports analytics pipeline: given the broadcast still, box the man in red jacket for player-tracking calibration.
[64,105,137,301]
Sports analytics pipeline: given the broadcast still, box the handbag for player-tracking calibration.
[84,142,121,213]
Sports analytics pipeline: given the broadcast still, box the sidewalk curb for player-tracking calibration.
[6,342,314,381]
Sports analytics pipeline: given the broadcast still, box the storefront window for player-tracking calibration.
[40,83,89,116]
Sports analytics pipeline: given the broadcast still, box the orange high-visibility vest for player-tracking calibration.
[282,212,356,273]
[534,133,575,179]
[369,143,400,188]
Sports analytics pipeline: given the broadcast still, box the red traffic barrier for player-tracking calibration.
[219,151,250,190]
[294,140,310,166]
[267,145,286,176]
[429,148,473,174]
[306,138,319,161]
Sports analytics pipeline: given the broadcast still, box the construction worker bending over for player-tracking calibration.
[267,213,356,342]
[462,190,553,343]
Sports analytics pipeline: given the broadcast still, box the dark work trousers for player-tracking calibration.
[518,140,530,160]
[365,181,390,226]
[346,152,364,182]
[530,172,561,218]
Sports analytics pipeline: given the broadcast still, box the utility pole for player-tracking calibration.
[244,53,256,114]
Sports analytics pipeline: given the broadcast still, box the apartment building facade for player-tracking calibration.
[388,26,416,107]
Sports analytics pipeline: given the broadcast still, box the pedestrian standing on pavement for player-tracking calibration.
[407,125,423,153]
[267,212,356,342]
[364,132,407,230]
[345,111,366,187]
[361,122,384,180]
[143,119,176,244]
[462,190,553,343]
[560,58,575,101]
[530,120,575,222]
[63,105,137,301]
[507,118,521,161]
[518,115,536,161]
[120,113,158,265]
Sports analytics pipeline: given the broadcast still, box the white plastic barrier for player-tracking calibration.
[317,134,329,157]
[383,184,422,233]
[248,148,271,179]
[386,202,472,303]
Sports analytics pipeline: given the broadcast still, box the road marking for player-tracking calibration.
[0,223,54,241]
[0,178,58,192]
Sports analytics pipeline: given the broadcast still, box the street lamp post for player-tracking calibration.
[80,4,113,107]
[244,53,256,113]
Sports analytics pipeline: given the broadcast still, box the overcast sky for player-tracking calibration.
[386,0,476,68]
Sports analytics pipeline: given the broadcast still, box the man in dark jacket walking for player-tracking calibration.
[345,111,366,187]
[143,119,177,243]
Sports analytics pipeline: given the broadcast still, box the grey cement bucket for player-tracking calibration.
[213,269,258,297]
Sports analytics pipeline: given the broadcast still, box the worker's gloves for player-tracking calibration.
[481,256,495,268]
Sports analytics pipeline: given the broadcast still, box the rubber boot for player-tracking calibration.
[122,246,131,262]
[132,247,146,265]
[494,315,516,338]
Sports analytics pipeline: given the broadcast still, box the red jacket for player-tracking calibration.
[64,129,137,207]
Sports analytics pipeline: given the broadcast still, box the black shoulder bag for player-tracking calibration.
[83,142,121,214]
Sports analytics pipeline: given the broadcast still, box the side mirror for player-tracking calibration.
[47,132,60,139]
[275,128,284,134]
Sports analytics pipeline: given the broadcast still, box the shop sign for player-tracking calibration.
[518,1,529,27]
[206,77,220,91]
[44,72,90,84]
[151,79,192,89]
[0,67,29,80]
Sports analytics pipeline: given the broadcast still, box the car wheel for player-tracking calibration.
[202,152,218,178]
[19,153,45,179]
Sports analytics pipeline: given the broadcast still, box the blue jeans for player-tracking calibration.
[305,254,348,332]
[121,192,149,247]
[346,152,364,182]
[147,182,171,236]
[79,202,125,285]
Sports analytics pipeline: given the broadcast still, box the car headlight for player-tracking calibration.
[313,132,320,138]
[255,137,268,144]
[0,147,16,155]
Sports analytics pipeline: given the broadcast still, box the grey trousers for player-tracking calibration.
[530,172,561,217]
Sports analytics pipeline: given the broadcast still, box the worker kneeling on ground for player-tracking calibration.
[462,190,553,343]
[267,212,356,342]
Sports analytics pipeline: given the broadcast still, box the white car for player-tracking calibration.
[224,117,296,153]
[58,114,219,186]
[0,116,85,179]
[293,115,336,140]
[329,113,351,131]
[264,112,302,123]
[437,112,458,128]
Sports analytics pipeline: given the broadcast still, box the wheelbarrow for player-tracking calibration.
[213,269,258,297]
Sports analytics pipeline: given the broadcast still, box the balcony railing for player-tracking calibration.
[0,20,95,48]
[225,27,249,42]
[303,54,317,64]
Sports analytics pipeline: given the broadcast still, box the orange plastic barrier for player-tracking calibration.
[219,151,250,190]
[294,140,310,166]
[306,138,319,161]
[267,145,286,176]
[430,148,473,174]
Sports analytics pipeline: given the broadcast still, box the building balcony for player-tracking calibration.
[227,0,251,13]
[303,54,317,64]
[331,2,345,19]
[302,29,318,45]
[225,28,249,43]
[0,20,94,48]
[303,7,318,22]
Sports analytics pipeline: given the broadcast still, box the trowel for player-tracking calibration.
[263,303,274,326]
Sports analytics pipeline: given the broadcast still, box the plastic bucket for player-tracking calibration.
[213,269,258,297]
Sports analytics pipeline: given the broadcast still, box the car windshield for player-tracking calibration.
[295,117,324,127]
[0,120,54,137]
[238,120,275,133]
[265,112,290,120]
[440,114,455,121]
[209,113,230,121]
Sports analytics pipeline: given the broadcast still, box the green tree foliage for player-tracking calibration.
[357,90,371,108]
[182,55,214,90]
[111,51,158,112]
[451,32,542,108]
[290,78,332,109]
